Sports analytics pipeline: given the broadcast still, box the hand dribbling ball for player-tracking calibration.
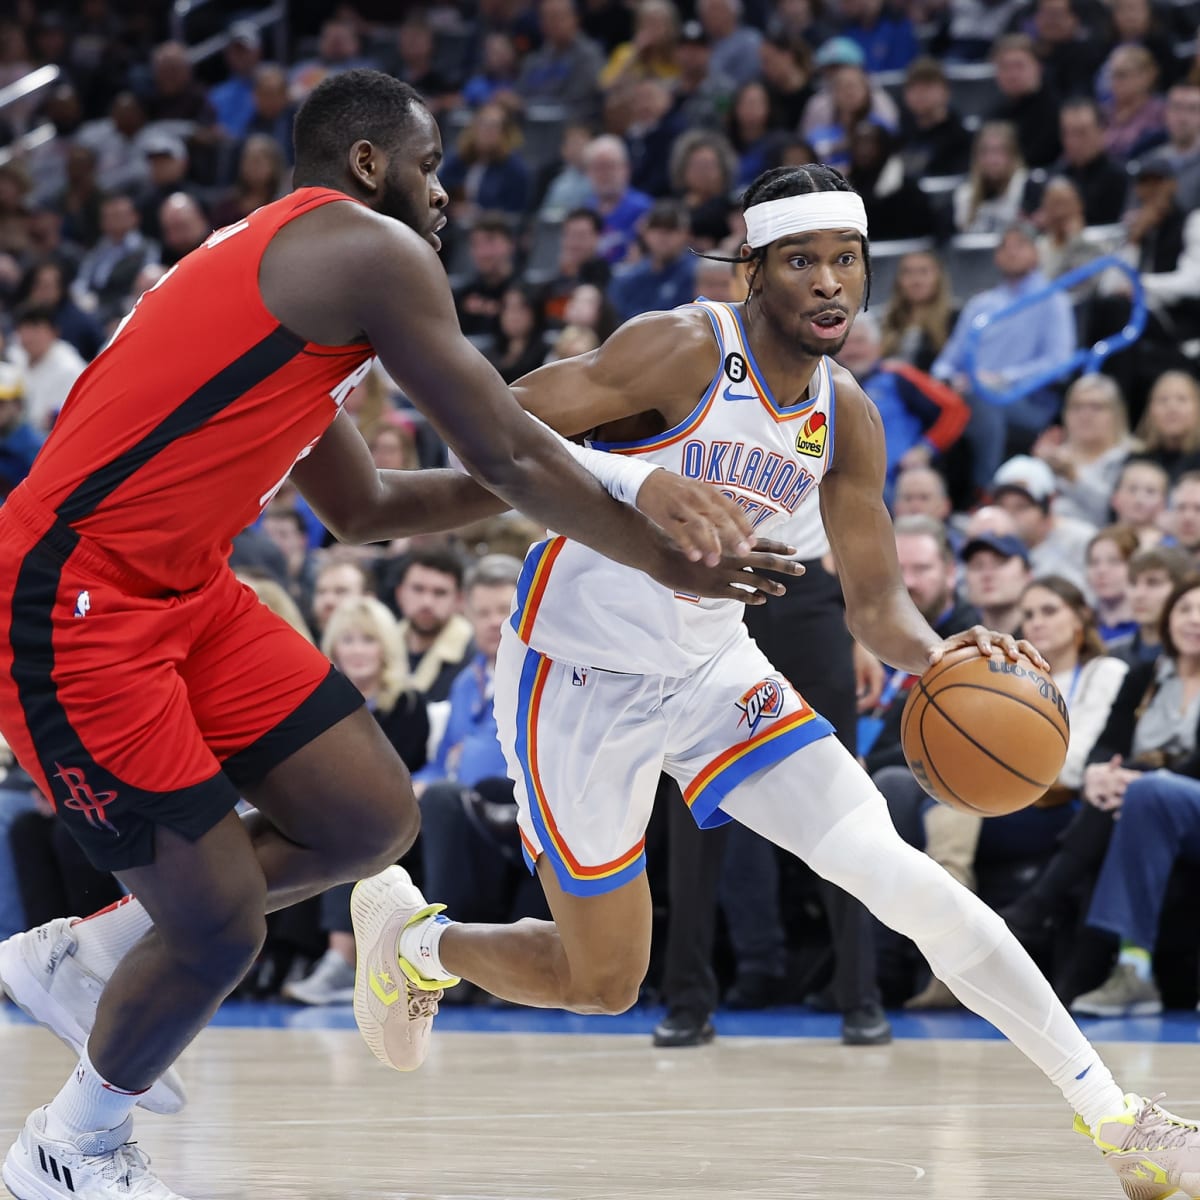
[901,647,1070,816]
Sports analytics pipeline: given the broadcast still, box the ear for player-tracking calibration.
[740,246,761,294]
[349,139,381,192]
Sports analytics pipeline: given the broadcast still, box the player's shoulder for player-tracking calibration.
[828,359,876,422]
[593,304,721,383]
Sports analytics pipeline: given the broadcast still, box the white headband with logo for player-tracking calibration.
[743,192,869,248]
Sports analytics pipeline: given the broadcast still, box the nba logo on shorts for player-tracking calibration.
[736,678,784,734]
[74,590,90,618]
[572,667,588,687]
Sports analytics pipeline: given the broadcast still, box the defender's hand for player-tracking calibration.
[636,470,754,566]
[648,537,805,604]
[928,626,1049,671]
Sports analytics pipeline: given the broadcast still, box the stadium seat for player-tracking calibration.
[945,232,1001,300]
[521,103,569,172]
[867,237,937,308]
[527,217,564,275]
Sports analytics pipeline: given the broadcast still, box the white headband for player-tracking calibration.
[743,192,869,248]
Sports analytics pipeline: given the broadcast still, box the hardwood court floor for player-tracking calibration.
[4,1010,1200,1199]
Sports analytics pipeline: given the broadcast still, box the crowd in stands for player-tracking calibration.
[4,0,1200,1033]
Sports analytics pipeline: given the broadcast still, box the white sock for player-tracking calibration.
[398,913,456,982]
[45,1043,144,1141]
[1050,1046,1129,1131]
[71,895,153,977]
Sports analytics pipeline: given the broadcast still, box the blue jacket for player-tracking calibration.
[440,153,531,218]
[609,255,697,321]
[414,654,509,788]
[0,423,43,498]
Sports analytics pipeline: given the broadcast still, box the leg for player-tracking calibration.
[720,822,788,1002]
[50,818,123,920]
[8,808,66,930]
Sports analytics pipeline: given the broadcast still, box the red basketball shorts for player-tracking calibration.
[0,488,363,871]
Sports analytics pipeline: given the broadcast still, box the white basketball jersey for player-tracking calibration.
[509,300,838,676]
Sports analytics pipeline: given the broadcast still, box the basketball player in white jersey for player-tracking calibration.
[349,165,1200,1196]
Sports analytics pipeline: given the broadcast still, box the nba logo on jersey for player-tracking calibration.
[736,678,784,734]
[74,590,91,619]
[796,413,827,457]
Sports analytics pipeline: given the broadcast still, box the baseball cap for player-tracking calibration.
[142,130,187,160]
[962,533,1031,566]
[992,454,1056,505]
[228,20,262,51]
[1130,151,1177,181]
[680,20,708,45]
[815,36,866,69]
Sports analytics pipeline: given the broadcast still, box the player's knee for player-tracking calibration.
[338,785,421,876]
[171,907,268,991]
[563,963,645,1015]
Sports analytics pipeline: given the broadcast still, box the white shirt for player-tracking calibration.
[9,340,88,431]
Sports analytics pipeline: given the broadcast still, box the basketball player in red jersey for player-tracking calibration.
[0,70,801,1200]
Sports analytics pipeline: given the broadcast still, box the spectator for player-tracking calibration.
[727,81,776,189]
[545,322,600,363]
[892,465,954,523]
[988,35,1062,168]
[387,13,461,111]
[516,0,605,122]
[953,121,1030,234]
[537,207,611,326]
[1132,370,1200,483]
[963,532,1033,634]
[1031,374,1135,527]
[261,506,319,619]
[560,281,621,341]
[1105,0,1179,95]
[1168,472,1200,567]
[897,56,973,179]
[75,91,151,196]
[143,41,216,128]
[1109,545,1192,664]
[136,131,192,240]
[1086,524,1141,642]
[1111,457,1170,548]
[71,192,157,323]
[1022,0,1107,101]
[22,202,83,283]
[0,163,31,258]
[836,311,969,504]
[1158,81,1200,212]
[697,0,762,89]
[583,134,653,263]
[281,595,430,1006]
[836,0,919,74]
[879,251,959,373]
[991,454,1095,589]
[24,83,83,208]
[310,559,373,639]
[367,416,421,473]
[609,199,695,320]
[415,556,548,961]
[488,284,549,383]
[390,549,476,702]
[802,47,899,168]
[441,102,531,224]
[452,213,518,341]
[157,192,210,266]
[1049,98,1130,226]
[245,64,297,163]
[1032,177,1107,299]
[1101,44,1166,161]
[55,144,103,249]
[288,17,374,104]
[844,120,936,241]
[614,79,686,198]
[668,129,737,249]
[600,0,681,90]
[8,305,86,432]
[758,31,814,132]
[692,255,739,303]
[536,123,595,221]
[1066,577,1200,1017]
[932,221,1076,491]
[671,20,736,132]
[210,135,288,229]
[20,261,104,362]
[464,32,522,110]
[0,363,42,499]
[209,22,263,140]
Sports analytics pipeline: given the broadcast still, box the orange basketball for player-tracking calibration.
[900,647,1070,816]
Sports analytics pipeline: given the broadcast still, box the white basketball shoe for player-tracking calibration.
[350,866,454,1072]
[0,920,187,1115]
[3,1108,187,1199]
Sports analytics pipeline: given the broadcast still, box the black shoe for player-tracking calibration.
[652,1008,716,1048]
[999,901,1056,956]
[725,971,788,1010]
[841,1002,892,1046]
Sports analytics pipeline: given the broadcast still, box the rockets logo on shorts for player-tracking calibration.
[736,678,785,735]
[796,412,827,457]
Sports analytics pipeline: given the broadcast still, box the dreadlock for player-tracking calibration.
[703,163,872,308]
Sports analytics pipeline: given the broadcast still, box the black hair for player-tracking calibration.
[14,303,57,328]
[389,546,467,592]
[564,207,604,233]
[702,163,872,307]
[293,69,427,184]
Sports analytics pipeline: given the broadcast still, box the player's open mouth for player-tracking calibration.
[809,311,848,340]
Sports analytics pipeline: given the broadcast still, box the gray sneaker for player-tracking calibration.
[1079,1092,1200,1200]
[281,949,356,1006]
[1071,963,1163,1018]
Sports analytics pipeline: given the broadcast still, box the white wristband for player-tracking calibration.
[526,414,661,506]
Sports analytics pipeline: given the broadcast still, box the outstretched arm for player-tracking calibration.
[819,366,1044,673]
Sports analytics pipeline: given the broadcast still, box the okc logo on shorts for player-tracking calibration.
[736,678,785,735]
[53,763,118,832]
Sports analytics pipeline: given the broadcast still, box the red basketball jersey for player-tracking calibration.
[17,187,376,592]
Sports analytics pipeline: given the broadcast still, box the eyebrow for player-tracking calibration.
[777,231,862,250]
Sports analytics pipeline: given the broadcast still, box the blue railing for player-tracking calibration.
[962,255,1146,406]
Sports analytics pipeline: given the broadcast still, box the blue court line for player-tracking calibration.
[5,998,1194,1044]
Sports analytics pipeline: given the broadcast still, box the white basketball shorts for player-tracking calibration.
[493,621,834,897]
